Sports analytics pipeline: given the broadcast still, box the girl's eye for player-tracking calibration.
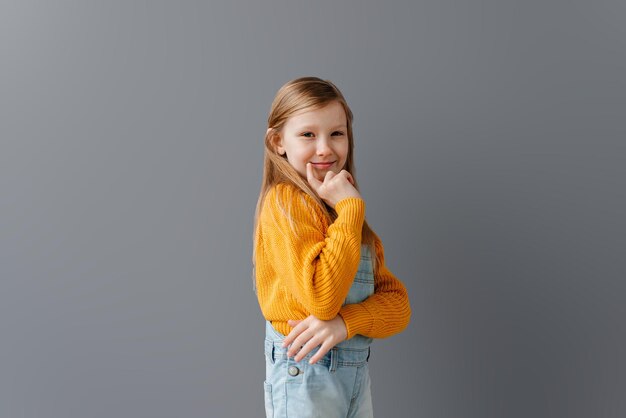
[301,132,314,138]
[332,131,345,136]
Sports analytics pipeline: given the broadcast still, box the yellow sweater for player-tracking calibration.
[254,182,411,340]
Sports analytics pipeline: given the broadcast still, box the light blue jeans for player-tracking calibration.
[263,245,375,418]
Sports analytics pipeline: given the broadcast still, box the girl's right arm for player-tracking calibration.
[259,183,365,320]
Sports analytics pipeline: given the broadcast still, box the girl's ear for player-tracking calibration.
[267,128,286,155]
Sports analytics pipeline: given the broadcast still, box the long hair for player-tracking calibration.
[252,77,379,289]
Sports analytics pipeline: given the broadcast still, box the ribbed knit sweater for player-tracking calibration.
[254,182,411,339]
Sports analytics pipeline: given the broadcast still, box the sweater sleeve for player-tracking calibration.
[338,233,412,339]
[260,183,366,320]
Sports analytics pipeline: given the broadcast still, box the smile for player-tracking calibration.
[310,161,335,169]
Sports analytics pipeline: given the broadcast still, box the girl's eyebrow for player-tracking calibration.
[297,124,347,130]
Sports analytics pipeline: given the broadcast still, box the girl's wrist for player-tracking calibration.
[334,197,366,229]
[335,196,365,214]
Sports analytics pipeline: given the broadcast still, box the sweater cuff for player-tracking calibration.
[334,197,365,227]
[338,303,374,339]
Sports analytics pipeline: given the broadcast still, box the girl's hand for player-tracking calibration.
[306,163,361,209]
[282,314,348,364]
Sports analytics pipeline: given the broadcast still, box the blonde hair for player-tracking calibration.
[252,77,379,289]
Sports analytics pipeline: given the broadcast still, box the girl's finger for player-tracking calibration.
[309,341,332,365]
[294,336,322,362]
[282,321,306,347]
[323,170,335,183]
[306,163,322,189]
[345,172,354,185]
[288,330,314,357]
[339,169,352,180]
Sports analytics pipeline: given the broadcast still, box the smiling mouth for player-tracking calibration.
[310,161,335,168]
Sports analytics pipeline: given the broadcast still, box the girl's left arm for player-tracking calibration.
[338,235,412,339]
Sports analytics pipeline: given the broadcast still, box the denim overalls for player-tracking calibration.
[264,245,375,418]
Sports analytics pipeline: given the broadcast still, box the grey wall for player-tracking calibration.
[2,1,625,417]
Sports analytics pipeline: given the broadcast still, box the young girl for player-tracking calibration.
[253,77,411,418]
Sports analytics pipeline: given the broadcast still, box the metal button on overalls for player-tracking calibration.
[288,366,300,376]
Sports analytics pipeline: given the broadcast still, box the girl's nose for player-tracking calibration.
[316,137,332,155]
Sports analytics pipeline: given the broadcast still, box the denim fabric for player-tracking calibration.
[263,245,375,418]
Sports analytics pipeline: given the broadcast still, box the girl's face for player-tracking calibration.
[276,101,349,182]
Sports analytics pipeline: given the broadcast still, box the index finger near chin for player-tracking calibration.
[306,163,321,189]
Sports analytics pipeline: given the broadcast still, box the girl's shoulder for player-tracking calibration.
[266,182,316,208]
[266,182,298,199]
[262,182,326,225]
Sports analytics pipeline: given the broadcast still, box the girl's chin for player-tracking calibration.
[313,169,337,181]
[297,166,341,182]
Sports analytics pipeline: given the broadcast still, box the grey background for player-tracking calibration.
[2,0,625,417]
